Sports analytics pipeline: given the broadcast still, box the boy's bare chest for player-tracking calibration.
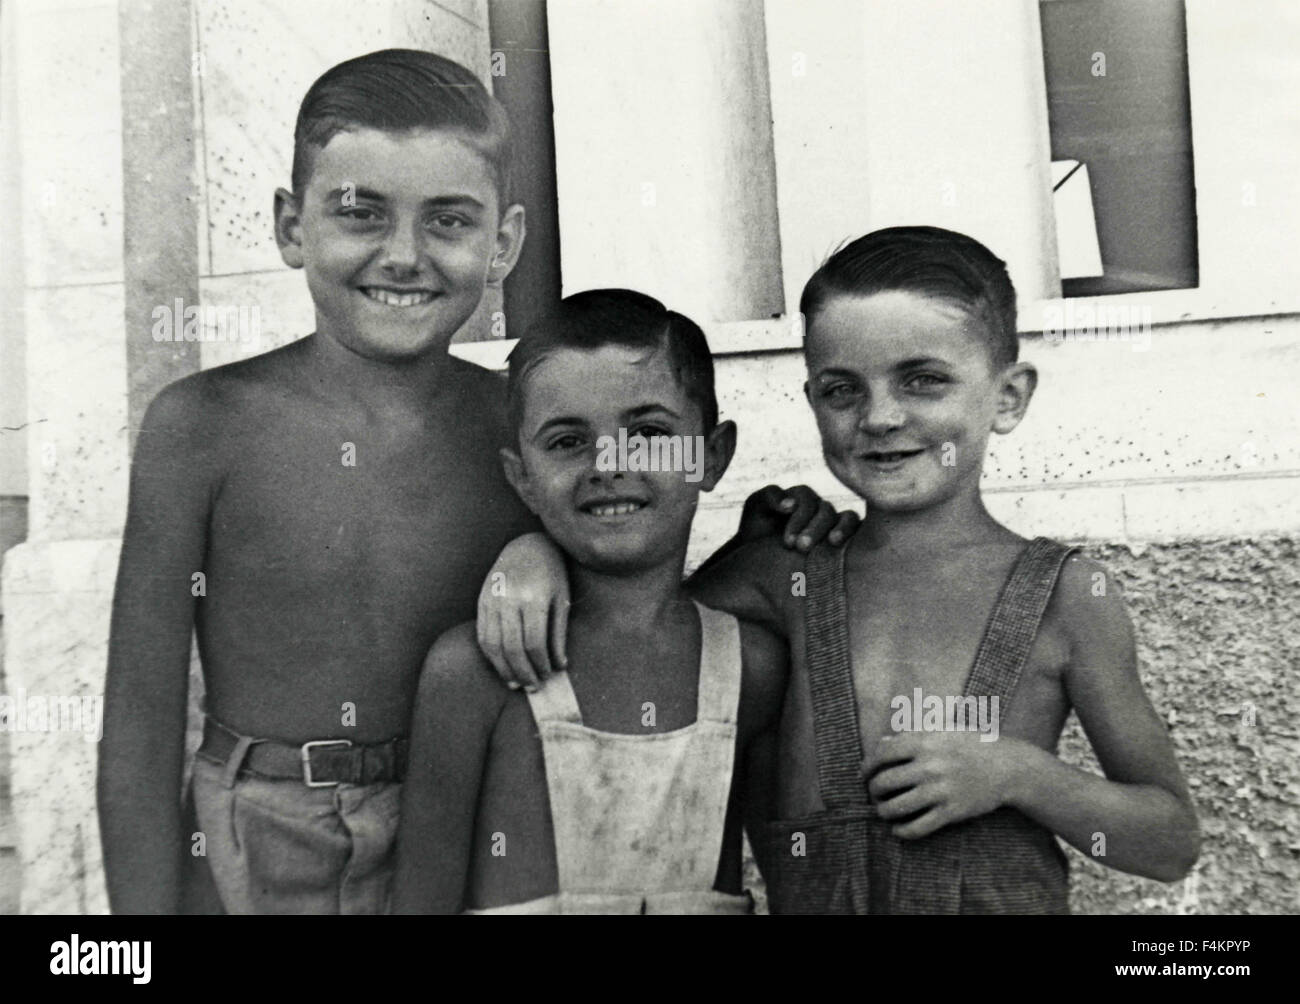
[847,584,984,733]
[209,415,523,589]
[565,631,701,734]
[776,546,1074,815]
[844,552,1029,750]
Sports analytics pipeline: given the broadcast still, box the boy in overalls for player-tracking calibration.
[392,290,788,913]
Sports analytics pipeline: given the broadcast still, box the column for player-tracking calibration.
[764,0,1060,312]
[547,0,785,325]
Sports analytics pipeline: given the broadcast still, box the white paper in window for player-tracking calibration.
[1051,159,1105,279]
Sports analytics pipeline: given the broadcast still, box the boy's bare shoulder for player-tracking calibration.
[143,339,312,430]
[421,620,514,708]
[140,363,226,431]
[1044,551,1134,658]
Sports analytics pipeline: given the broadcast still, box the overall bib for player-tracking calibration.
[764,537,1077,914]
[470,601,753,915]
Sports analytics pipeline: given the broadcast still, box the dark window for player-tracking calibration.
[1039,0,1198,296]
[489,0,562,336]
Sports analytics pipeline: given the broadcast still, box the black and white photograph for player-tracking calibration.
[0,0,1294,962]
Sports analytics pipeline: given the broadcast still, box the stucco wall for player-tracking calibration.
[1063,538,1299,914]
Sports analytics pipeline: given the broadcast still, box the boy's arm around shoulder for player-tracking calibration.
[689,536,802,637]
[736,619,789,743]
[735,618,790,881]
[393,622,509,914]
[1006,555,1200,882]
[99,375,221,913]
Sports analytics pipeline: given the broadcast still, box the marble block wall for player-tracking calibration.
[2,541,120,913]
[193,0,502,366]
[3,0,131,914]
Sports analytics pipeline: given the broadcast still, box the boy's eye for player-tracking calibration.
[546,433,585,451]
[335,209,379,230]
[819,382,858,404]
[905,373,948,390]
[630,424,671,439]
[428,212,471,231]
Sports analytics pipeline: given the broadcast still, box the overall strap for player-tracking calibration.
[526,670,584,726]
[963,538,1079,711]
[803,543,869,810]
[693,602,743,726]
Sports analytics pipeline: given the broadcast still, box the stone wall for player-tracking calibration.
[1064,539,1299,914]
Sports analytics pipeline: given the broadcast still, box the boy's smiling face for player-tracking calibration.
[503,343,735,575]
[804,290,1034,513]
[275,127,523,361]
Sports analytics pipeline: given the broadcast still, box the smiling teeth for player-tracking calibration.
[589,502,643,516]
[363,288,435,307]
[870,451,919,462]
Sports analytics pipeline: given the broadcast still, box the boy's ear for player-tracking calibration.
[699,420,738,492]
[273,187,305,270]
[992,361,1037,435]
[487,204,526,288]
[500,446,538,513]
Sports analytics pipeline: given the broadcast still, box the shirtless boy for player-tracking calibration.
[98,49,534,914]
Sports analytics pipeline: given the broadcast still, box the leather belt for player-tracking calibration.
[199,716,408,787]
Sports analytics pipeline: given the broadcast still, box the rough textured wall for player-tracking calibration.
[1062,538,1299,914]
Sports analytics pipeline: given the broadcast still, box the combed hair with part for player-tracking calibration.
[506,289,718,439]
[291,48,513,202]
[800,226,1019,368]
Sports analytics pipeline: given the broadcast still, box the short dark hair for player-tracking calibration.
[292,48,513,203]
[507,289,718,438]
[800,226,1019,368]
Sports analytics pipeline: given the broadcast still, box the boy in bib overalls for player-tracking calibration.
[392,290,788,913]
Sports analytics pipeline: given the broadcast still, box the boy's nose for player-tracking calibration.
[379,221,423,273]
[858,394,906,434]
[587,465,625,486]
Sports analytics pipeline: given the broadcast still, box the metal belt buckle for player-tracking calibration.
[301,739,354,788]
